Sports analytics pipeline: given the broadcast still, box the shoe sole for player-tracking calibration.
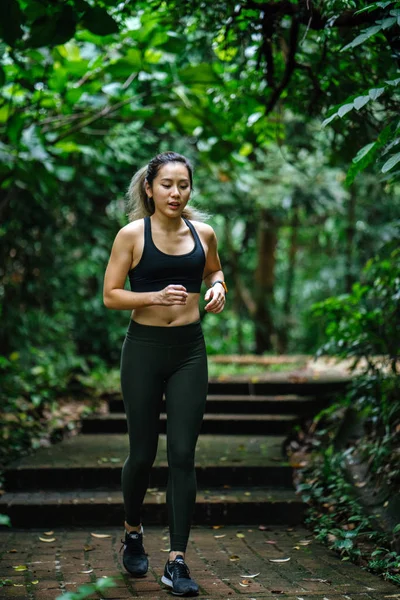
[123,560,148,577]
[123,567,148,577]
[161,575,199,596]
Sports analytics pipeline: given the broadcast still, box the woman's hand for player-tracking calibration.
[204,283,226,313]
[156,284,188,305]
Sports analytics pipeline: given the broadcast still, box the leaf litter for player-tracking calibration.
[269,557,291,563]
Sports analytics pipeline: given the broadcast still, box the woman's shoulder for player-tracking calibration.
[121,217,145,232]
[115,218,145,244]
[187,219,215,238]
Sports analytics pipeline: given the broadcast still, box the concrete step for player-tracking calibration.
[81,412,301,435]
[108,394,332,415]
[4,434,293,491]
[0,486,305,527]
[206,378,349,395]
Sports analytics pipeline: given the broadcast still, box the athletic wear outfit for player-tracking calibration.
[120,216,207,593]
[128,216,205,293]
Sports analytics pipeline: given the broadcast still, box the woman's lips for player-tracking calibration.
[169,203,180,209]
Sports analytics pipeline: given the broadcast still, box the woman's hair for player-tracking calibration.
[126,151,208,222]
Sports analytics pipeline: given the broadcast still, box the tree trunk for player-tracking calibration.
[345,186,356,293]
[280,199,300,352]
[224,219,250,354]
[254,209,277,354]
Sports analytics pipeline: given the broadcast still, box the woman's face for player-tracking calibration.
[146,162,191,217]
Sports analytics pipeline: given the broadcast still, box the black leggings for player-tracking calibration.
[120,318,208,552]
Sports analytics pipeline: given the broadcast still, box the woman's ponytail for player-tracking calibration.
[126,165,154,222]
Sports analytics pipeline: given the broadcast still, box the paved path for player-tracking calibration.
[1,525,398,600]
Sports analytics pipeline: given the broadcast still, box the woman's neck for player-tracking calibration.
[151,211,184,232]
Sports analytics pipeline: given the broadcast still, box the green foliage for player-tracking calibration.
[294,243,400,583]
[311,241,400,373]
[0,345,81,464]
[0,0,122,48]
[0,514,11,527]
[298,448,400,583]
[57,577,117,599]
[322,1,400,184]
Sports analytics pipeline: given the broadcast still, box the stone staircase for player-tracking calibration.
[0,376,349,529]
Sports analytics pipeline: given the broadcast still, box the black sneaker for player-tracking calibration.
[119,527,149,576]
[161,555,199,596]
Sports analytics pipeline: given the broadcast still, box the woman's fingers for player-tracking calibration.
[205,295,225,312]
[163,284,188,304]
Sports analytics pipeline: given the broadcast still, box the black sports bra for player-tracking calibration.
[128,216,206,293]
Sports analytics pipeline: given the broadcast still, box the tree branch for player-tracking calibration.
[263,16,300,114]
[245,1,380,29]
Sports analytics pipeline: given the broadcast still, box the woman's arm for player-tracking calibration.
[103,227,188,310]
[202,227,226,314]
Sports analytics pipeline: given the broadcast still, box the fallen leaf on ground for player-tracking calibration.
[355,481,367,488]
[269,557,291,563]
[83,545,94,551]
[79,569,93,574]
[236,533,245,538]
[239,573,260,578]
[302,578,331,584]
[90,533,111,538]
[13,565,27,571]
[258,525,269,530]
[43,531,54,535]
[265,540,277,544]
[212,525,223,529]
[229,555,240,561]
[239,582,249,587]
[160,548,169,552]
[298,540,312,545]
[214,534,226,538]
[32,580,39,584]
[39,537,56,542]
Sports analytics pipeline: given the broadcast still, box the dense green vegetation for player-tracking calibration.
[293,243,400,584]
[0,2,399,578]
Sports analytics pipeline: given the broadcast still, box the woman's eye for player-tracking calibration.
[162,185,189,189]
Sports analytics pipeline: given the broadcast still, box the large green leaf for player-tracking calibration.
[382,151,400,173]
[27,7,78,48]
[178,63,221,84]
[0,0,24,46]
[81,6,119,36]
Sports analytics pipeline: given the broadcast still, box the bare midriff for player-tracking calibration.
[130,293,201,327]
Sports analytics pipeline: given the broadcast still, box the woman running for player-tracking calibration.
[103,151,227,596]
